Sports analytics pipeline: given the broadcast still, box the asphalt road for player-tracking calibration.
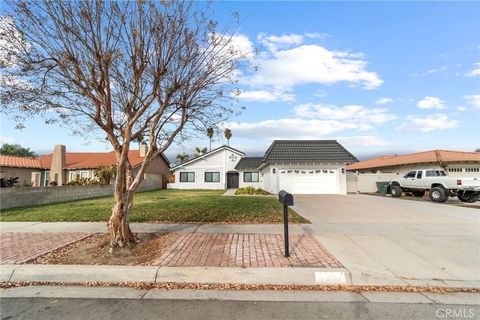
[2,298,480,320]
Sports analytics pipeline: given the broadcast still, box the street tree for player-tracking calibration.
[0,1,247,248]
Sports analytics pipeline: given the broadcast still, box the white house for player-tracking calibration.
[168,140,358,194]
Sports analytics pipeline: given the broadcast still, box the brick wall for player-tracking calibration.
[0,183,161,210]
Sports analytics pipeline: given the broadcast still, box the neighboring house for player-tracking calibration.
[0,144,171,188]
[169,140,358,194]
[347,150,480,177]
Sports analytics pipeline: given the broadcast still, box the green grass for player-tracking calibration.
[0,189,309,223]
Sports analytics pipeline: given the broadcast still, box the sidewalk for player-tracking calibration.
[1,220,480,288]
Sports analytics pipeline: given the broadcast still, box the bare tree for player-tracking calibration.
[0,1,247,248]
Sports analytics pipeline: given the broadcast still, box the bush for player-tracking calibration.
[66,178,99,186]
[94,165,116,185]
[234,187,270,196]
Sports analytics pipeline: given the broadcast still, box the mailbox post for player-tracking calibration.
[278,190,294,257]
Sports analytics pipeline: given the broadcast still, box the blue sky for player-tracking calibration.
[1,1,479,160]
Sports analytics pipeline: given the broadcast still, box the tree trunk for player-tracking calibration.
[107,189,136,248]
[107,150,137,249]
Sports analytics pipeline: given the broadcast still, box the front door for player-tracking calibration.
[226,172,239,189]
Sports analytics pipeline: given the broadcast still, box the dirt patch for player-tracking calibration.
[32,233,180,266]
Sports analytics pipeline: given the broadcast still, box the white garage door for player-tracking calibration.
[278,169,338,194]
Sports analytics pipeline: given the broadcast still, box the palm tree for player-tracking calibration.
[207,127,214,151]
[176,153,189,164]
[224,128,232,146]
[195,147,208,157]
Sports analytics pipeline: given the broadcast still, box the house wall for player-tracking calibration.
[0,183,162,210]
[260,164,347,194]
[347,172,399,193]
[168,149,243,190]
[237,170,263,189]
[0,167,41,187]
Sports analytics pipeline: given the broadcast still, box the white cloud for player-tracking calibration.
[457,106,468,112]
[465,62,480,77]
[228,34,255,59]
[0,136,14,144]
[397,114,458,132]
[417,96,446,109]
[305,32,332,40]
[242,41,382,90]
[464,95,480,109]
[257,33,304,51]
[237,89,295,102]
[375,97,393,105]
[228,118,359,140]
[338,135,390,147]
[293,103,396,124]
[426,65,449,74]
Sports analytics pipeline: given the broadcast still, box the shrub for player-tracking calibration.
[234,187,271,196]
[94,165,116,185]
[0,177,19,188]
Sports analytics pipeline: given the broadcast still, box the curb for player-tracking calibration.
[1,264,350,285]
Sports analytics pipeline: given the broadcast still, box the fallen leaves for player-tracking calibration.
[1,281,478,294]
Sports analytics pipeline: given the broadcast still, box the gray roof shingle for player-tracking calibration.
[235,157,264,170]
[261,140,358,166]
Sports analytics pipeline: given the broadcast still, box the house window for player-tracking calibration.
[204,172,220,182]
[80,171,89,179]
[244,172,259,182]
[179,172,195,182]
[44,171,50,186]
[69,172,77,181]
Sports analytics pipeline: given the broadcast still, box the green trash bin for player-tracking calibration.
[376,181,390,194]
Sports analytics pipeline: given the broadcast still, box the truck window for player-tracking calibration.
[438,170,446,176]
[416,171,422,179]
[404,171,416,178]
[426,171,435,177]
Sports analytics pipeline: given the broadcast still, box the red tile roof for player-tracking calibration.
[0,150,168,170]
[347,150,480,171]
[0,155,43,169]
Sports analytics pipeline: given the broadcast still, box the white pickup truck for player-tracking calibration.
[389,169,480,203]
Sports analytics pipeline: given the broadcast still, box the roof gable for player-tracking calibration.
[262,140,358,166]
[171,145,244,170]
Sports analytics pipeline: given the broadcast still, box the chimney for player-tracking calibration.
[50,145,66,186]
[139,144,148,158]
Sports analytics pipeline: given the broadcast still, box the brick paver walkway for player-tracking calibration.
[0,232,92,264]
[156,233,342,268]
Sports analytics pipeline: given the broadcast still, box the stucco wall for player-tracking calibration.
[237,170,263,189]
[0,183,162,210]
[0,167,41,187]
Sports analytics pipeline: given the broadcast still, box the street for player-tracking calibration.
[2,297,479,320]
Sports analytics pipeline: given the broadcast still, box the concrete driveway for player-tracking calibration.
[293,194,480,287]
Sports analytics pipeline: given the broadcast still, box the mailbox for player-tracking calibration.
[278,190,294,207]
[278,190,294,257]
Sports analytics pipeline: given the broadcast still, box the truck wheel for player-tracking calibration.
[458,192,480,203]
[390,185,402,197]
[412,191,425,197]
[429,187,448,203]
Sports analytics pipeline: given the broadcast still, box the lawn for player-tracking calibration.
[0,189,309,223]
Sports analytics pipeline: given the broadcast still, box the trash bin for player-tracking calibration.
[376,181,390,194]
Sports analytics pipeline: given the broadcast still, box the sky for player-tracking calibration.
[1,1,479,161]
